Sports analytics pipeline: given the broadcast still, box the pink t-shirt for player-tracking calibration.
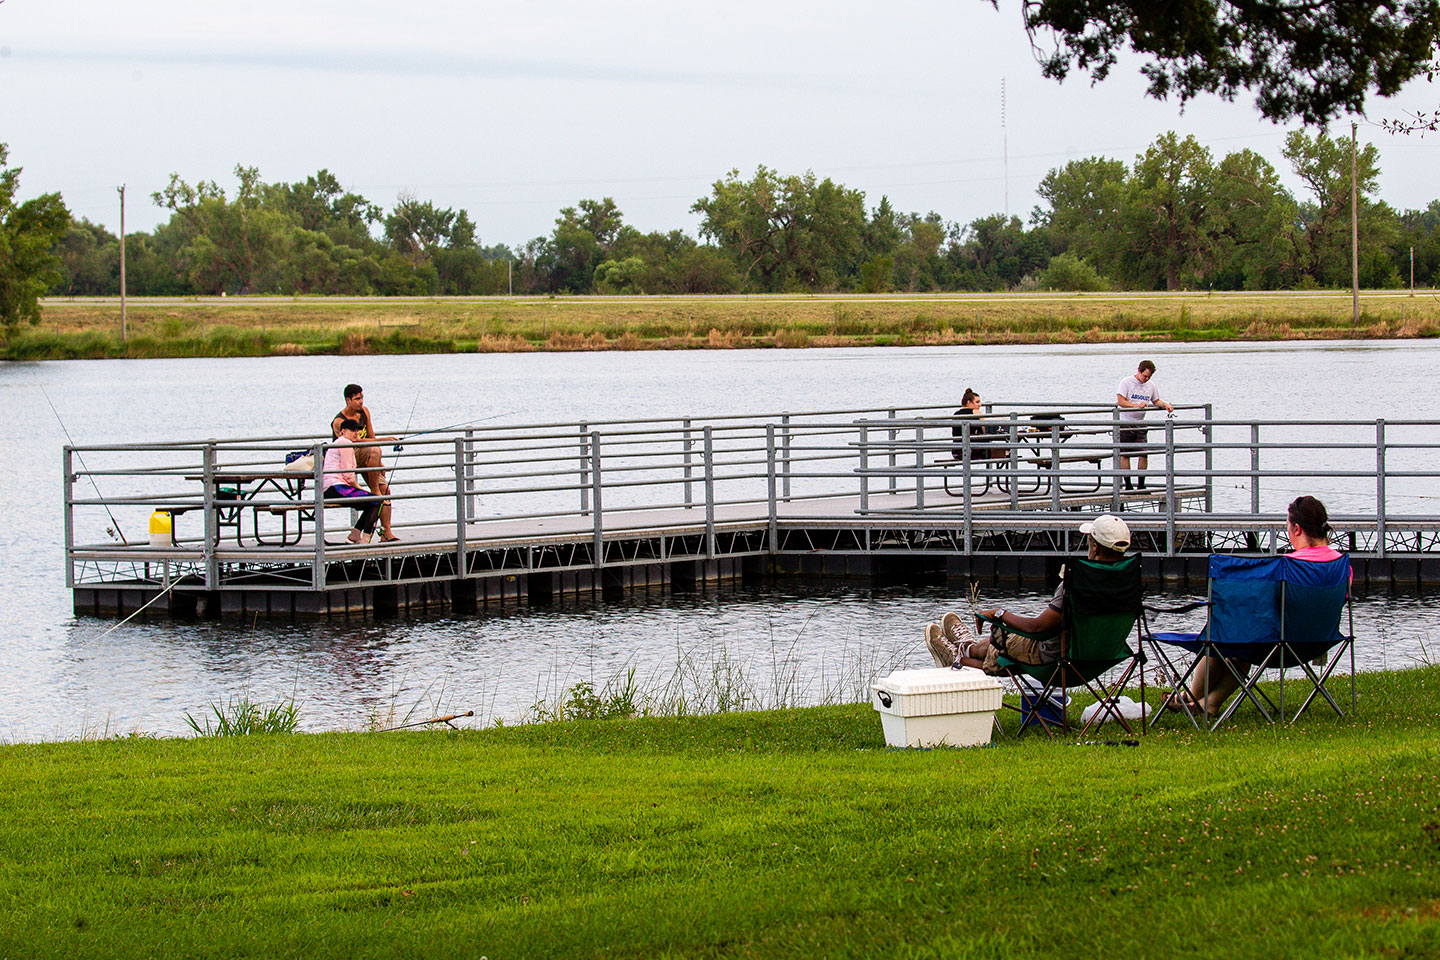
[323,439,358,490]
[1289,545,1342,562]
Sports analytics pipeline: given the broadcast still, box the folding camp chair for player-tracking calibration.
[980,554,1146,738]
[1144,554,1355,731]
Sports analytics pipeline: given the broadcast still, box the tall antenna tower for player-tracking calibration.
[1001,78,1009,219]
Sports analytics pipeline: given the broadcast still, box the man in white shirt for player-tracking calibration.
[1115,360,1173,489]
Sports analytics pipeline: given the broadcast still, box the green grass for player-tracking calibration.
[9,290,1440,359]
[2,666,1438,958]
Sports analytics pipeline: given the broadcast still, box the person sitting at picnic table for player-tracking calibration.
[925,514,1132,673]
[952,388,1003,460]
[1166,495,1344,717]
[325,419,385,544]
[331,383,399,541]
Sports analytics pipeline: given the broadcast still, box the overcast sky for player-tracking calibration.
[3,0,1437,247]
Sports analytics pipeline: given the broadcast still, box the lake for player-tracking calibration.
[5,340,1438,738]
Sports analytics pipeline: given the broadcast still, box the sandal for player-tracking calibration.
[380,534,401,542]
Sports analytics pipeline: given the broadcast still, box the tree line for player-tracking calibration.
[5,127,1440,327]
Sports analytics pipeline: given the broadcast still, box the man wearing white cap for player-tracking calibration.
[925,514,1132,673]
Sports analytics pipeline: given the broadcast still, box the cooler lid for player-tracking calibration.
[873,666,1003,696]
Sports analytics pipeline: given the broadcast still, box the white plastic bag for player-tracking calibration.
[1080,695,1148,724]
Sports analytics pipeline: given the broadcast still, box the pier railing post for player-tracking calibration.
[463,429,477,522]
[1376,419,1387,558]
[1110,408,1122,513]
[887,408,897,493]
[311,441,326,590]
[682,418,694,508]
[1203,403,1214,513]
[1048,420,1062,512]
[781,413,792,501]
[961,423,973,552]
[914,422,926,510]
[859,425,870,514]
[63,447,75,588]
[579,423,591,516]
[455,438,468,578]
[1165,418,1176,556]
[1250,422,1261,517]
[1008,415,1020,510]
[202,441,218,590]
[590,431,603,567]
[703,426,716,558]
[766,425,778,552]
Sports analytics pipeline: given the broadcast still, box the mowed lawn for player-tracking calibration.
[2,666,1437,959]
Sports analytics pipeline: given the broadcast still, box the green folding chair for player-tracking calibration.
[980,554,1146,737]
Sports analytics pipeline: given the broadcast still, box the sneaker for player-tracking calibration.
[925,623,956,668]
[941,611,978,659]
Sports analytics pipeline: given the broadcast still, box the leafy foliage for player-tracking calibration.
[0,143,70,329]
[1018,0,1440,124]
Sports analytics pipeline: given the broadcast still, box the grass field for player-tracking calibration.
[2,665,1437,958]
[9,290,1440,359]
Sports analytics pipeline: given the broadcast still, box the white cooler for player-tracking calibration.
[872,667,1004,748]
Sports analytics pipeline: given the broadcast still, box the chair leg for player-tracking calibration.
[1290,642,1350,720]
[1145,641,1204,732]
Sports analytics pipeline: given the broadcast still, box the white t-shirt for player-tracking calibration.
[1117,375,1158,422]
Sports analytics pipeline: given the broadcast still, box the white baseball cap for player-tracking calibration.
[1079,514,1131,551]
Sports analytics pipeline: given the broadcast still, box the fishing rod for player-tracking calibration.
[391,410,520,450]
[381,710,474,732]
[42,385,126,543]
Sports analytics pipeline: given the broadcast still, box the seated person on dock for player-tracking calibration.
[324,419,385,544]
[952,388,1002,460]
[924,515,1131,673]
[1164,496,1345,718]
[332,383,399,542]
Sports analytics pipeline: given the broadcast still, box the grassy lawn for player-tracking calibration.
[2,666,1438,958]
[10,290,1440,359]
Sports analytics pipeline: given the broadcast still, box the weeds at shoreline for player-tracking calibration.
[183,691,300,737]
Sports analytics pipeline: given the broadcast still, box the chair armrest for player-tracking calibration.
[1143,600,1209,615]
[974,612,1050,641]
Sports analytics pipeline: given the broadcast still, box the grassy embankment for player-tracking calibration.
[2,665,1438,958]
[9,290,1440,360]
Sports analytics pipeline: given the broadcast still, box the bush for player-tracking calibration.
[1041,253,1110,292]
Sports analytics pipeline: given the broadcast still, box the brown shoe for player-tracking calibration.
[941,611,978,658]
[925,623,956,668]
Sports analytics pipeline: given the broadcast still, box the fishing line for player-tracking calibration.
[41,385,126,542]
[84,579,179,643]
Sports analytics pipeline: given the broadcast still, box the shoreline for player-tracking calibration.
[8,290,1438,360]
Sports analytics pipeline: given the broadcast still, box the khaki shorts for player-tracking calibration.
[981,628,1061,676]
[355,443,383,471]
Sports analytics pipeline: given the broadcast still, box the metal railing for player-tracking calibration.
[62,402,1440,591]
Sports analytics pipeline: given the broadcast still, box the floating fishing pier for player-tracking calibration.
[64,403,1440,618]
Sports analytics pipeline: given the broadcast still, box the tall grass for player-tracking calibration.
[183,692,300,736]
[16,291,1440,359]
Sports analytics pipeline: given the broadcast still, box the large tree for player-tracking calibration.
[0,144,70,329]
[1014,0,1440,124]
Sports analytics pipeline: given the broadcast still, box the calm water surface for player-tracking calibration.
[5,341,1437,739]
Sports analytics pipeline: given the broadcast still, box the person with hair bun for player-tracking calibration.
[1168,495,1343,716]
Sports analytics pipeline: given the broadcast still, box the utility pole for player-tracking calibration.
[1001,77,1009,219]
[508,259,513,297]
[1350,121,1359,323]
[1410,246,1415,296]
[117,184,128,343]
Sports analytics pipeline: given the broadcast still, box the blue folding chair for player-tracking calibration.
[1145,554,1355,730]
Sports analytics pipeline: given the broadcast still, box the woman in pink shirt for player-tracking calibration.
[1172,496,1341,716]
[325,419,383,544]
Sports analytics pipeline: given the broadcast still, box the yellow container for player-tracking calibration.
[148,510,173,547]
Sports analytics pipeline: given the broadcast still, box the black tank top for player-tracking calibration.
[333,407,371,440]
